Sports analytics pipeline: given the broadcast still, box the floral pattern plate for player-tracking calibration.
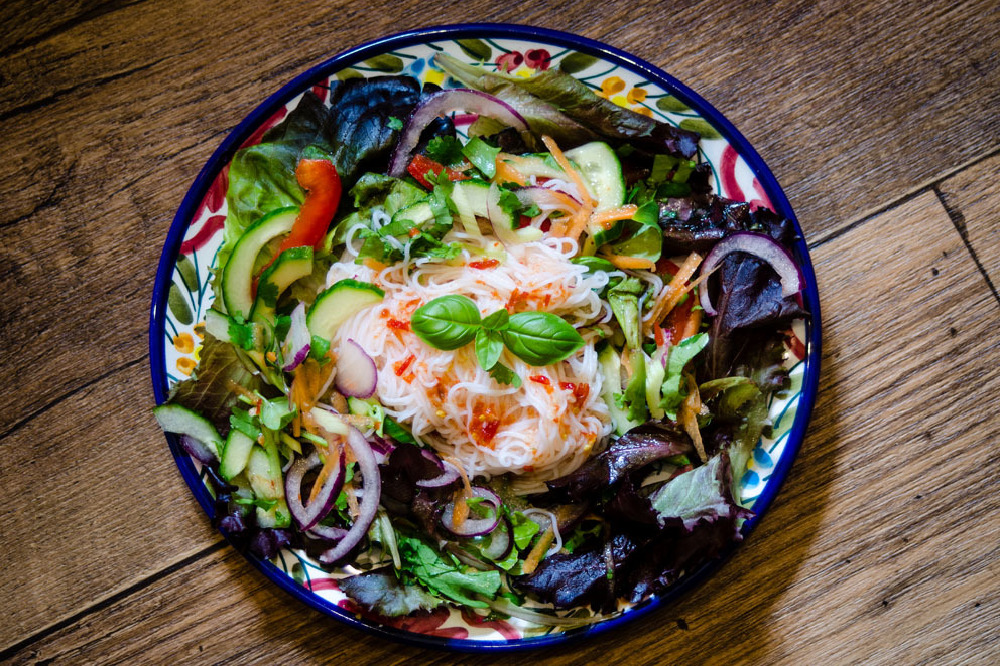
[150,24,821,651]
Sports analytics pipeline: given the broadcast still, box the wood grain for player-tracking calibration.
[2,1,999,662]
[0,362,222,649]
[938,153,1000,294]
[6,190,997,664]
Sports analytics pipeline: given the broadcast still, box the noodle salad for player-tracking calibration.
[155,54,807,624]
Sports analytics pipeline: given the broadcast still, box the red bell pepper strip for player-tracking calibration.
[276,158,342,253]
[254,159,340,293]
[407,153,472,189]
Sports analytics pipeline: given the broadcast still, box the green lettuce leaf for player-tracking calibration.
[167,333,263,436]
[396,534,502,608]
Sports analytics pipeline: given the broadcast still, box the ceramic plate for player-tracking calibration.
[149,23,821,651]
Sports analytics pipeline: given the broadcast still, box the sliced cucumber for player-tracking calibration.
[219,428,255,481]
[256,498,291,529]
[221,206,299,319]
[564,142,628,248]
[246,444,283,501]
[249,245,314,323]
[598,346,640,436]
[564,142,625,213]
[391,200,434,227]
[501,153,566,180]
[153,404,223,459]
[306,278,384,340]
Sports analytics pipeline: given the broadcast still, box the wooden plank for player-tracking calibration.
[1,0,998,237]
[0,0,135,57]
[1,0,996,430]
[938,153,1000,291]
[8,192,998,663]
[0,362,222,650]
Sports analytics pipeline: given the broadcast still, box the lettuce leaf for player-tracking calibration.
[167,333,263,436]
[339,569,442,617]
[396,534,501,608]
[435,53,699,157]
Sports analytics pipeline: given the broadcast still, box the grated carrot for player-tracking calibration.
[564,205,593,242]
[598,251,657,271]
[680,373,707,462]
[493,155,528,186]
[644,252,703,334]
[589,204,638,231]
[363,257,387,272]
[521,525,555,575]
[540,135,597,208]
[308,435,343,504]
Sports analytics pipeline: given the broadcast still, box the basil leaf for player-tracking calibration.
[475,328,503,370]
[411,295,482,350]
[481,308,510,331]
[488,362,522,388]
[502,312,585,366]
[571,256,616,275]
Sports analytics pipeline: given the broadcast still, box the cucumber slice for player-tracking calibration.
[153,404,223,459]
[256,498,291,529]
[219,428,255,481]
[597,346,640,436]
[246,445,283,501]
[221,207,299,319]
[501,153,566,180]
[564,142,625,213]
[249,245,314,323]
[306,278,384,340]
[565,142,628,248]
[392,200,434,227]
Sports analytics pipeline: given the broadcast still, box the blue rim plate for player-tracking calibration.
[149,23,821,652]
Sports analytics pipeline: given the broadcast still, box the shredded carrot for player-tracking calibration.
[680,373,707,462]
[363,257,387,272]
[493,155,528,186]
[564,205,593,242]
[589,204,638,230]
[598,251,657,271]
[521,525,555,575]
[644,252,703,334]
[444,456,473,530]
[308,435,343,504]
[681,303,703,340]
[540,135,597,207]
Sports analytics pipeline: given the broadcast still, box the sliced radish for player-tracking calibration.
[282,302,311,371]
[335,339,378,398]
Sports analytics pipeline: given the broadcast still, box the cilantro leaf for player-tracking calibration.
[488,362,522,388]
[396,534,501,607]
[424,136,465,166]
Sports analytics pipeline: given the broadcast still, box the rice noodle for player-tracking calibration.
[333,223,613,489]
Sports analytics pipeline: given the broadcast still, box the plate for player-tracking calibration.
[149,23,821,651]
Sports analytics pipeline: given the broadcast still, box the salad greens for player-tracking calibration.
[157,57,807,628]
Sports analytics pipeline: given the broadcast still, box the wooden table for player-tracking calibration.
[2,1,998,663]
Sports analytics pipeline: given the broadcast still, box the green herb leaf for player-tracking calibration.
[571,256,617,275]
[424,136,465,167]
[462,136,501,178]
[475,328,504,370]
[481,308,510,331]
[502,312,585,366]
[411,295,482,350]
[510,511,541,550]
[308,335,331,362]
[396,534,501,607]
[383,416,418,445]
[387,116,404,131]
[488,362,522,388]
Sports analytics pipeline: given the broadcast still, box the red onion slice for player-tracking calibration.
[318,426,382,565]
[415,450,461,488]
[441,486,501,537]
[282,302,311,372]
[307,523,349,541]
[285,449,345,531]
[179,434,216,465]
[335,339,378,399]
[388,89,529,177]
[699,231,803,316]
